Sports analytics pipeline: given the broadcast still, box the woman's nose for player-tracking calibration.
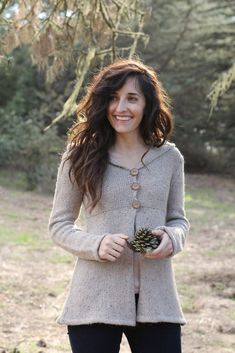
[114,98,127,112]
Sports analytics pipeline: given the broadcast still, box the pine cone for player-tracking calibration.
[127,227,161,253]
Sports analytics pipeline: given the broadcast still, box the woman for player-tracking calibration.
[48,58,189,353]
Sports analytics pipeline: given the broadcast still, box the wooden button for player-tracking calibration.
[131,182,140,191]
[130,168,139,176]
[132,200,141,209]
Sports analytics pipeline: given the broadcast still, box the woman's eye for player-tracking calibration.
[110,96,118,102]
[128,96,137,102]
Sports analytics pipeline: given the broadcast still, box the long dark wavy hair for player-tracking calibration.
[66,58,174,209]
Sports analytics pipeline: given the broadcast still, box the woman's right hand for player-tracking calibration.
[98,234,129,262]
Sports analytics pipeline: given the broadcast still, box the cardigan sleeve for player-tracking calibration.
[158,154,190,256]
[48,148,107,261]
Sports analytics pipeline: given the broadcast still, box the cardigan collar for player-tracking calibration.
[108,141,175,170]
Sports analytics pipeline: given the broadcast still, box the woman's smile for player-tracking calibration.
[114,115,132,122]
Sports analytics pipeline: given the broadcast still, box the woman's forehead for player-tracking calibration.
[113,76,143,94]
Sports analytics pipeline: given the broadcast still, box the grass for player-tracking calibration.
[185,190,235,218]
[1,174,235,353]
[178,283,197,313]
[0,224,51,250]
[0,225,36,245]
[49,253,73,264]
[228,311,235,321]
[185,189,235,232]
[208,340,233,349]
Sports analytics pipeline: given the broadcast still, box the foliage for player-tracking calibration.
[142,0,235,174]
[0,108,65,191]
[0,0,234,181]
[0,47,65,191]
[208,62,235,117]
[1,0,149,128]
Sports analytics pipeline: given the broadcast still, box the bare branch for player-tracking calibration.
[159,4,195,71]
[44,46,97,130]
[99,0,115,29]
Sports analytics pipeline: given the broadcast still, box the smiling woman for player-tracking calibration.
[66,59,173,208]
[107,77,146,138]
[48,58,189,353]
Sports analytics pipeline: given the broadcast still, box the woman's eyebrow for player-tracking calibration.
[111,91,141,96]
[127,92,141,96]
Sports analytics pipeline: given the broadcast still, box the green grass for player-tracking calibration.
[185,190,235,217]
[0,225,36,245]
[49,253,73,264]
[185,190,235,231]
[0,224,51,250]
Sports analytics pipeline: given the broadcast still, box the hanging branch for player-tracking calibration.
[44,46,97,130]
[207,62,235,118]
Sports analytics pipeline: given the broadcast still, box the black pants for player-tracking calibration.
[67,321,181,353]
[67,295,181,353]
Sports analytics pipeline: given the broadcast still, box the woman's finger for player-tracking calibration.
[112,243,124,253]
[106,254,118,262]
[114,235,129,247]
[151,229,164,236]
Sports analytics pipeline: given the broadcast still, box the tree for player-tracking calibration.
[1,0,234,175]
[141,0,235,173]
[1,0,149,128]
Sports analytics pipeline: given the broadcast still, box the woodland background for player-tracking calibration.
[0,2,235,353]
[0,0,234,192]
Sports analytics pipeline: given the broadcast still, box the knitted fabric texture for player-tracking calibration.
[48,142,190,326]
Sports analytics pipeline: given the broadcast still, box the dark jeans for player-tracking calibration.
[67,295,181,353]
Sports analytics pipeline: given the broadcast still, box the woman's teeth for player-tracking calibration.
[115,116,131,121]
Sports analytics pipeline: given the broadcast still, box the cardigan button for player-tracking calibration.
[131,182,140,191]
[130,168,139,176]
[132,200,141,209]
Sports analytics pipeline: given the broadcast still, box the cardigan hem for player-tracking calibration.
[56,316,186,327]
[137,316,186,325]
[56,317,137,327]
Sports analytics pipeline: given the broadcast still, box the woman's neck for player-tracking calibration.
[111,133,147,155]
[109,133,149,169]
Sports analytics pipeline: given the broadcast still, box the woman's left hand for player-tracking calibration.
[143,229,173,259]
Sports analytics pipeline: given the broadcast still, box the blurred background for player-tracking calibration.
[0,1,234,353]
[0,0,234,192]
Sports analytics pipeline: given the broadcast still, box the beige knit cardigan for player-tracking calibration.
[48,141,189,326]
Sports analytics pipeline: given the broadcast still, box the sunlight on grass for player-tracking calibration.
[15,232,36,245]
[185,189,235,231]
[186,190,234,212]
[0,225,36,245]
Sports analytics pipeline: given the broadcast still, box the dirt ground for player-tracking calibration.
[0,173,235,353]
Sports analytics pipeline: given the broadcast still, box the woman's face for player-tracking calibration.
[107,76,146,138]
